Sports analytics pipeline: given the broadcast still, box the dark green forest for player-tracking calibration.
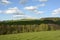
[0,17,60,35]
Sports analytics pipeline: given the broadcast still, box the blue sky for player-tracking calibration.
[0,0,60,21]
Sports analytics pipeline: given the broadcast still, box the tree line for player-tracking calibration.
[0,18,60,35]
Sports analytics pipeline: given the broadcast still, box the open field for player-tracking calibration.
[0,30,60,40]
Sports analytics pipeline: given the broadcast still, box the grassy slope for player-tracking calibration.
[0,31,60,40]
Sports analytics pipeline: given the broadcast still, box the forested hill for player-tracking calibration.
[0,17,60,35]
[40,17,60,21]
[0,17,60,25]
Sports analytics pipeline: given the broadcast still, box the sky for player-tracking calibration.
[0,0,60,21]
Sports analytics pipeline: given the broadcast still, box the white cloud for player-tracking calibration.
[20,0,28,4]
[24,3,45,11]
[24,6,37,11]
[24,6,44,14]
[1,7,24,15]
[0,0,11,5]
[39,0,48,2]
[52,8,60,15]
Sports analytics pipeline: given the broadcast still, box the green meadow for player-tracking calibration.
[0,30,60,40]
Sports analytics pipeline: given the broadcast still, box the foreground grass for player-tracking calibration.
[0,31,60,40]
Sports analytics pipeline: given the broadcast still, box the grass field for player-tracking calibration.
[0,31,60,40]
